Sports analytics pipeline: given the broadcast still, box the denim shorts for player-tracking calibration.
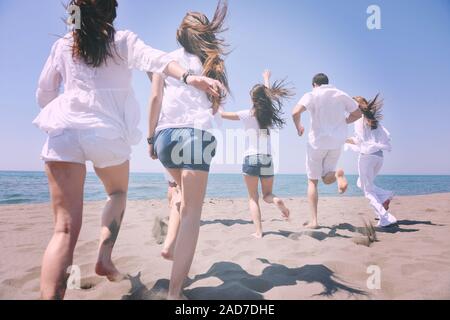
[242,154,274,178]
[154,128,217,172]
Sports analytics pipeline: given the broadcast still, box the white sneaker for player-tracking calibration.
[377,213,398,228]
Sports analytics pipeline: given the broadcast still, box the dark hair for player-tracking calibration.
[176,0,230,112]
[353,94,384,130]
[250,80,294,132]
[312,73,329,86]
[69,0,118,68]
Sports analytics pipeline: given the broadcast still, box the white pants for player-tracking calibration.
[357,154,394,219]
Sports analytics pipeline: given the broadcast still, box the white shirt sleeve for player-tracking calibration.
[236,109,252,120]
[374,125,392,152]
[341,92,359,113]
[298,92,314,111]
[125,31,173,74]
[36,41,62,109]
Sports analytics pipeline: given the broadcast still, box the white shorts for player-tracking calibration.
[41,129,131,169]
[306,144,342,180]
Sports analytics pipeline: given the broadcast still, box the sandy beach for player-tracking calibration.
[1,193,449,300]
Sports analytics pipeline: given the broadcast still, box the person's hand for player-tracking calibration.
[263,69,271,80]
[148,144,158,160]
[297,125,305,137]
[186,75,224,97]
[346,138,355,145]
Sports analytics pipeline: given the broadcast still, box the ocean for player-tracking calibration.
[1,171,450,205]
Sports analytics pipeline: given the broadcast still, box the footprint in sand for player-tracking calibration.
[80,276,103,290]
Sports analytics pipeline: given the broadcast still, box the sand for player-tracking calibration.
[1,193,449,300]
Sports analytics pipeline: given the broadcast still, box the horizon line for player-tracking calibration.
[0,170,449,177]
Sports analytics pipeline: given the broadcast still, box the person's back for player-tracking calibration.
[302,84,358,150]
[292,73,362,229]
[156,48,214,132]
[34,30,170,145]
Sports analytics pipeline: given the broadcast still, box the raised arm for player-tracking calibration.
[292,103,307,136]
[147,73,165,159]
[263,69,271,88]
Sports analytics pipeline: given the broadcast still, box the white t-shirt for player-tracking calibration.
[156,48,219,133]
[236,109,271,156]
[298,85,359,150]
[33,30,172,145]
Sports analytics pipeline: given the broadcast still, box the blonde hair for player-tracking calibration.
[176,0,229,112]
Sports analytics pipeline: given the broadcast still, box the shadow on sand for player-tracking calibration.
[200,219,253,227]
[122,259,367,300]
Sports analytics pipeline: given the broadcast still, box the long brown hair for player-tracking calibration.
[69,0,118,68]
[176,0,230,111]
[251,80,294,131]
[354,94,384,130]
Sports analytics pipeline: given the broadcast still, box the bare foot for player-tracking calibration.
[303,221,319,229]
[336,169,348,194]
[281,208,290,220]
[383,199,391,210]
[95,261,126,282]
[252,232,263,239]
[161,247,174,261]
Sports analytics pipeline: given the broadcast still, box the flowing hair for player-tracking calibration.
[176,0,230,112]
[354,94,384,130]
[251,80,294,132]
[68,0,118,68]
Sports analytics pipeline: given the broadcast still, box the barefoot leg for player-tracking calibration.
[335,169,348,194]
[260,177,290,219]
[305,179,319,229]
[244,175,263,238]
[94,162,129,282]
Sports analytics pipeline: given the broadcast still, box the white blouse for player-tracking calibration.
[236,109,271,157]
[155,48,220,133]
[33,30,172,145]
[346,118,392,154]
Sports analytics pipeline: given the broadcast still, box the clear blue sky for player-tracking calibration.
[0,0,449,175]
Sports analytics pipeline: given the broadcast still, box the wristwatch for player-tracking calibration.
[147,136,155,145]
[181,70,194,84]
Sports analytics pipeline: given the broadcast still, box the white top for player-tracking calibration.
[298,85,359,150]
[346,118,392,154]
[236,109,271,157]
[33,30,172,145]
[156,48,219,133]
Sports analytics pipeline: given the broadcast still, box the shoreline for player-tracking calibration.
[1,192,450,208]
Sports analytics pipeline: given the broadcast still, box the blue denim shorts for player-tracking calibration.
[242,154,274,178]
[155,128,217,172]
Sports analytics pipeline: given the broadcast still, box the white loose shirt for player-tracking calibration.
[298,85,359,150]
[347,118,392,154]
[33,30,172,145]
[156,48,219,133]
[236,109,271,157]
